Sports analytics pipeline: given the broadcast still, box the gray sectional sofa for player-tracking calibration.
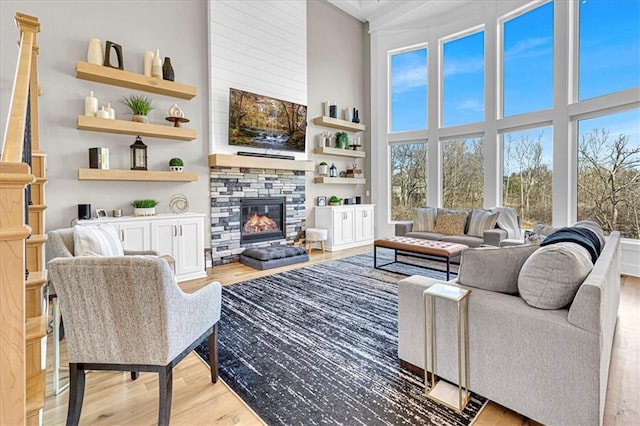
[398,230,621,425]
[395,208,513,247]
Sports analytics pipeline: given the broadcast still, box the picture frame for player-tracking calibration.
[317,196,326,206]
[96,208,107,218]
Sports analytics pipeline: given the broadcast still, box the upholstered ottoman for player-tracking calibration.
[305,228,328,253]
[239,245,309,270]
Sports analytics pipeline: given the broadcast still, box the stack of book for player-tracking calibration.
[346,168,363,178]
[89,147,109,169]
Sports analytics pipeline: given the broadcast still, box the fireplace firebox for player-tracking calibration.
[240,197,286,244]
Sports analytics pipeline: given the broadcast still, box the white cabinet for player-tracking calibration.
[151,216,203,277]
[77,213,206,282]
[315,204,375,251]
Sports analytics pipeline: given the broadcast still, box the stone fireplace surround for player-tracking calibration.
[209,166,306,266]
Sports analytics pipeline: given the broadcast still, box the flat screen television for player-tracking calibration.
[228,88,307,153]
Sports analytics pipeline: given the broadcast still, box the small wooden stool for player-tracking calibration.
[306,228,328,253]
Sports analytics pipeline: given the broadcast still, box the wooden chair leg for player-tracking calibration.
[321,241,325,253]
[209,323,219,383]
[158,365,173,426]
[66,363,85,426]
[131,371,139,380]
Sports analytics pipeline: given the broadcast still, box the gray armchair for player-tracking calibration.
[47,256,221,426]
[45,227,164,395]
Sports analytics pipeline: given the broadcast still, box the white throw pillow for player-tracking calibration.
[73,225,124,257]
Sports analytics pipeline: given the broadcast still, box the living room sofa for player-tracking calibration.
[395,207,517,247]
[398,229,621,425]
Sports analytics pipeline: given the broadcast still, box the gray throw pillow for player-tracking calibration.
[457,244,538,294]
[412,207,438,232]
[518,242,593,309]
[467,209,500,237]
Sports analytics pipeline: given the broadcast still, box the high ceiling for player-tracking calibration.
[326,0,473,31]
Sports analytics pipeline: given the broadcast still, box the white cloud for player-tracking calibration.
[504,36,552,60]
[443,57,484,77]
[392,66,427,94]
[458,98,483,112]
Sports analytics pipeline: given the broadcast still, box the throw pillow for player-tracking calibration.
[412,207,438,232]
[457,244,539,294]
[433,210,467,236]
[73,225,124,257]
[518,242,593,309]
[467,209,500,237]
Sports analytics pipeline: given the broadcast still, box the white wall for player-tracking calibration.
[1,1,210,234]
[208,0,307,156]
[306,0,369,227]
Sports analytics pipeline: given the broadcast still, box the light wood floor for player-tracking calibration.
[43,246,640,425]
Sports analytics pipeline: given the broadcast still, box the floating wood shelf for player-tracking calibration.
[314,177,366,184]
[78,168,198,182]
[313,116,366,132]
[314,146,366,158]
[208,154,314,171]
[77,115,197,141]
[76,61,196,99]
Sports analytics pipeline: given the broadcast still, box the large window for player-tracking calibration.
[577,110,640,239]
[578,0,640,100]
[442,30,485,126]
[502,2,553,117]
[503,127,553,228]
[390,48,427,132]
[442,137,484,209]
[390,143,427,221]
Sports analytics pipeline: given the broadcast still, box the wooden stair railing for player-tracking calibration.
[1,13,47,426]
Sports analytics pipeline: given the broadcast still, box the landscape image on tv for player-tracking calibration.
[228,88,307,152]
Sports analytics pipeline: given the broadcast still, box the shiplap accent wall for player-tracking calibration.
[208,0,307,158]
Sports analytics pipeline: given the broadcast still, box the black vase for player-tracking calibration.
[162,57,175,81]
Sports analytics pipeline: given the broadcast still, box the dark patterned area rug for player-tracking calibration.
[195,253,485,425]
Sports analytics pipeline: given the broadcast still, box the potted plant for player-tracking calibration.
[335,132,349,149]
[169,157,184,172]
[121,94,155,123]
[318,161,328,176]
[132,199,159,216]
[328,195,342,206]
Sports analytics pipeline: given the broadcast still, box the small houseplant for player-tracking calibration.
[169,157,184,172]
[335,132,349,149]
[318,161,328,176]
[132,199,159,216]
[121,94,155,123]
[328,195,342,206]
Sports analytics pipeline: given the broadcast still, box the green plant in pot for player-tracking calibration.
[335,131,349,149]
[169,157,184,172]
[318,161,328,176]
[121,94,155,123]
[328,195,342,206]
[132,199,159,216]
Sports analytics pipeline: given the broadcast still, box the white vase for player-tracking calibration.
[134,207,156,216]
[96,106,110,119]
[169,166,184,173]
[105,103,115,120]
[318,165,328,176]
[143,50,153,77]
[151,49,162,78]
[87,38,104,65]
[84,90,98,116]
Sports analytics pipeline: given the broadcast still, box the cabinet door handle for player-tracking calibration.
[120,229,125,241]
[179,224,183,236]
[174,225,178,237]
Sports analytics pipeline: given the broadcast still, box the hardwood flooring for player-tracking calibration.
[43,246,639,425]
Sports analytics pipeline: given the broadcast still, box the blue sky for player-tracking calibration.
[390,0,639,154]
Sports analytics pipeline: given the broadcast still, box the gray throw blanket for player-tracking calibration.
[491,207,520,239]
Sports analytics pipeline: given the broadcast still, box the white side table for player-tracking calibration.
[423,283,471,412]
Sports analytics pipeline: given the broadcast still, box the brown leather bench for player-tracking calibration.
[373,236,468,280]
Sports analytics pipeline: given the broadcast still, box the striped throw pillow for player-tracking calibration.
[412,207,438,232]
[73,225,124,257]
[467,209,500,237]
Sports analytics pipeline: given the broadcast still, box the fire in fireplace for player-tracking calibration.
[240,197,285,244]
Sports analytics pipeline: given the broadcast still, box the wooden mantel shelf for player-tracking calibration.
[76,61,196,99]
[208,154,314,172]
[77,115,197,141]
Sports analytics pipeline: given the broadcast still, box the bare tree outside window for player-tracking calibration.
[442,138,484,209]
[578,126,640,239]
[390,143,427,221]
[503,129,553,228]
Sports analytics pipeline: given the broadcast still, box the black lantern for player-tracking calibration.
[130,136,147,170]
